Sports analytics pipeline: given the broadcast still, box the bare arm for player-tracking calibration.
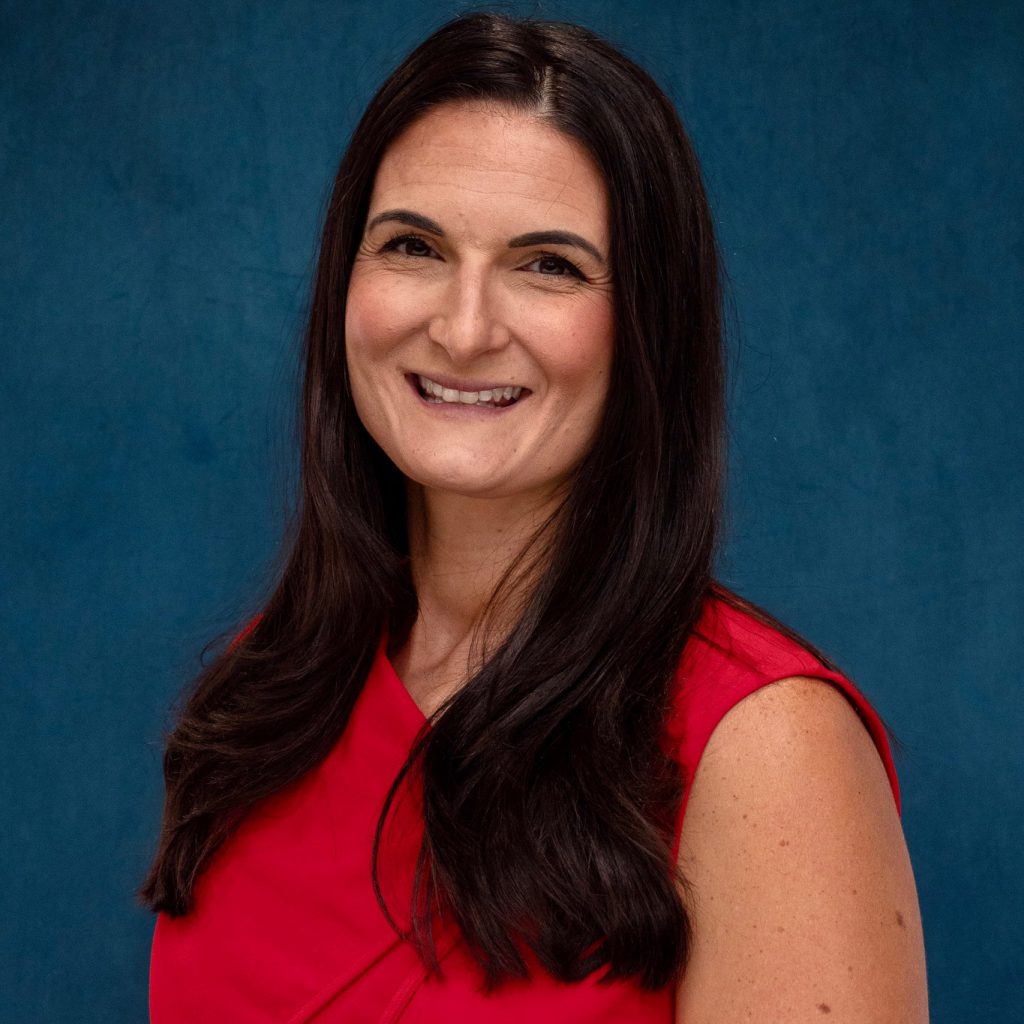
[674,676,929,1023]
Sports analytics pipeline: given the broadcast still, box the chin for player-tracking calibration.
[417,473,508,497]
[397,459,512,497]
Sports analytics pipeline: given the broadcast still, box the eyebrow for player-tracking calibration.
[365,208,606,266]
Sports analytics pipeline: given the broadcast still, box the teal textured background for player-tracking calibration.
[2,1,1020,1019]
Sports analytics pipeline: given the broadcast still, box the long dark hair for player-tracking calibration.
[138,10,872,993]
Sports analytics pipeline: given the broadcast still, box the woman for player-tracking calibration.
[141,12,929,1022]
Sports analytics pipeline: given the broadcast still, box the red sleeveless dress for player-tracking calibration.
[149,593,900,1022]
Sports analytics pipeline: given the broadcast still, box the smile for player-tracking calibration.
[409,373,527,409]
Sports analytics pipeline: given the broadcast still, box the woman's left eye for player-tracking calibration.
[523,253,586,280]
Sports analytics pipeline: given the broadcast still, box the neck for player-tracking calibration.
[401,481,563,659]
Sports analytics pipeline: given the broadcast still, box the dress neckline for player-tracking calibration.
[375,621,433,732]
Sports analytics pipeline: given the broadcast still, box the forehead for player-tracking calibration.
[367,102,609,244]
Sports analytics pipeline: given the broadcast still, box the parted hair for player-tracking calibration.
[138,10,851,992]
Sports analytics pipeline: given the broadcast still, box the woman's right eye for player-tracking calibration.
[380,234,436,258]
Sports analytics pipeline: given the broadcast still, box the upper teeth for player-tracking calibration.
[417,374,523,404]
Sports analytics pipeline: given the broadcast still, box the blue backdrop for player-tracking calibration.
[2,1,1020,1019]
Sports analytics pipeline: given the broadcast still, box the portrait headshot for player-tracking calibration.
[2,3,1020,1022]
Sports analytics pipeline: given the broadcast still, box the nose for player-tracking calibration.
[427,265,511,362]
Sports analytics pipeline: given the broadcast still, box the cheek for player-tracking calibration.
[534,300,614,399]
[344,267,419,362]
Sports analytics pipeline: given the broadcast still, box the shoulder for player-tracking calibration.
[670,594,928,1021]
[665,590,901,821]
[687,671,899,834]
[675,588,844,691]
[674,672,928,1020]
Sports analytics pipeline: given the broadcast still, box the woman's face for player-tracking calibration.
[344,100,614,502]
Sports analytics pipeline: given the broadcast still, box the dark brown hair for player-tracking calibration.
[139,10,890,993]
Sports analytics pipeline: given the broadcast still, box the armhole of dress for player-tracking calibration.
[670,668,902,864]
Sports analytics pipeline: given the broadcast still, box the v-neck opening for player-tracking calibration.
[376,621,433,733]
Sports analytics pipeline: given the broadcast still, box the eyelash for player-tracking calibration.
[378,232,587,281]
